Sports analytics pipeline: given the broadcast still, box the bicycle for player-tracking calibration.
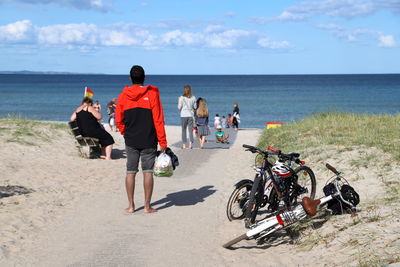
[223,163,357,249]
[226,144,316,227]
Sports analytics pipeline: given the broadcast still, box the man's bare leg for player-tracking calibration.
[143,172,157,213]
[125,173,136,213]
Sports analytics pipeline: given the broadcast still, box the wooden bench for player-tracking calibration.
[68,121,101,159]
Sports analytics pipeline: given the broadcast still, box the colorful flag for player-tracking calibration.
[84,87,94,99]
[266,121,283,129]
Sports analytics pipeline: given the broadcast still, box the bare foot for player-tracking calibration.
[125,207,135,213]
[100,155,106,159]
[144,207,157,213]
[105,157,112,160]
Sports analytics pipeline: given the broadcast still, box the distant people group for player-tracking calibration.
[177,85,240,149]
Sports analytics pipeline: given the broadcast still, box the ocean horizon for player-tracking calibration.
[1,73,399,128]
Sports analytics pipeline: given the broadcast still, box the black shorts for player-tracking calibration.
[126,146,157,174]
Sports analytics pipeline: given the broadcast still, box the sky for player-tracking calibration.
[0,0,399,74]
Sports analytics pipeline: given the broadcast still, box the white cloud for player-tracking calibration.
[378,34,396,47]
[252,0,400,23]
[257,38,291,49]
[10,0,112,12]
[37,23,98,45]
[0,20,292,51]
[317,23,397,47]
[0,20,35,42]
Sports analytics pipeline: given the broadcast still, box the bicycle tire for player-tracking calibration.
[293,165,316,200]
[244,174,263,225]
[226,181,253,221]
[222,234,248,248]
[268,166,316,211]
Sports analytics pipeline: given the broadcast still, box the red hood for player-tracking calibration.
[122,84,158,102]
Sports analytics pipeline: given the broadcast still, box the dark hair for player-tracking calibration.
[130,65,145,84]
[82,97,93,105]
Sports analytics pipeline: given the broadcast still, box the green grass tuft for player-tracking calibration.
[0,116,69,145]
[257,112,400,160]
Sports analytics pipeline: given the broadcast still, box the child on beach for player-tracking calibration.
[214,114,221,129]
[221,116,227,128]
[215,125,229,144]
[195,98,210,149]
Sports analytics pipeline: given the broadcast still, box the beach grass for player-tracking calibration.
[257,112,400,160]
[0,116,68,145]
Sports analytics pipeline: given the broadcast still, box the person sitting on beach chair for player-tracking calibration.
[215,125,229,144]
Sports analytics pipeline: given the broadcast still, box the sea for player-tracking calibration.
[0,74,399,128]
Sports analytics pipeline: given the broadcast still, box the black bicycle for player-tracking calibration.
[226,144,316,227]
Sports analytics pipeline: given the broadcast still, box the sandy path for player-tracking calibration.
[4,127,263,266]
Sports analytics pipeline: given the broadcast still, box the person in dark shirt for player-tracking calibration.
[232,103,240,131]
[70,97,114,160]
[115,65,167,214]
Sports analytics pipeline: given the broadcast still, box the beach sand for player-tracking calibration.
[1,121,399,266]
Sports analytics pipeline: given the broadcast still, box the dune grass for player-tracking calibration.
[0,116,68,146]
[257,112,400,160]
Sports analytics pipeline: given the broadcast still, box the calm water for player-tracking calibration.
[0,74,399,128]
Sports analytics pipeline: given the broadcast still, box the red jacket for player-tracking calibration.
[115,84,167,149]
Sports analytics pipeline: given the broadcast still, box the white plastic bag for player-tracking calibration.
[154,153,173,177]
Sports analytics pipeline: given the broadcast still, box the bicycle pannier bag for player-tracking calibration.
[323,183,360,215]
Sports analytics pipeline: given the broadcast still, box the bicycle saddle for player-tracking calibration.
[301,197,321,216]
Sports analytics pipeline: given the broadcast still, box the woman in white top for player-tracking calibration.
[177,85,197,149]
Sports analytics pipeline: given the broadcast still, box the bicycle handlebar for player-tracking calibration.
[267,146,279,153]
[242,144,256,149]
[326,163,340,175]
[242,144,300,161]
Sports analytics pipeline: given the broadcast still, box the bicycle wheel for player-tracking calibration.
[222,234,248,248]
[244,174,264,226]
[226,181,253,221]
[293,165,316,200]
[268,166,316,211]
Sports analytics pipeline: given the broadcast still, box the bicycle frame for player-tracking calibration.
[245,182,346,240]
[242,144,313,227]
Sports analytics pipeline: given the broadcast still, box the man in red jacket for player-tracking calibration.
[115,65,167,213]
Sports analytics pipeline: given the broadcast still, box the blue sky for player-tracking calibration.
[0,0,399,74]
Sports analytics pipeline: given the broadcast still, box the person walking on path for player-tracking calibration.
[232,103,240,131]
[195,98,210,149]
[177,85,197,149]
[115,65,167,214]
[107,98,117,131]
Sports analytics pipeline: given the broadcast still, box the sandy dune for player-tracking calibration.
[0,121,399,266]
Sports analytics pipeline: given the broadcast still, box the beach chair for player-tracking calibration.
[68,121,101,159]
